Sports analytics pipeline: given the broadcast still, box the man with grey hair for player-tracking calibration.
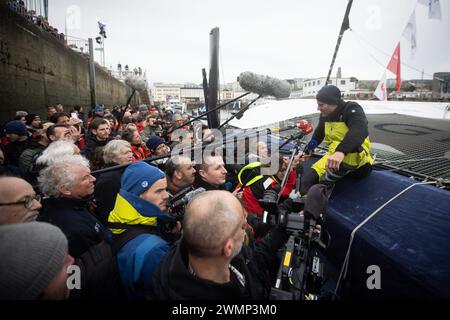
[172,113,183,128]
[35,139,80,167]
[152,190,289,299]
[38,155,109,258]
[94,139,133,222]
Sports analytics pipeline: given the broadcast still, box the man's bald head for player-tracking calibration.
[0,177,33,203]
[183,191,244,257]
[0,177,41,224]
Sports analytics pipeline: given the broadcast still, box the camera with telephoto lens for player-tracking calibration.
[258,187,329,300]
[259,189,310,234]
[168,187,206,220]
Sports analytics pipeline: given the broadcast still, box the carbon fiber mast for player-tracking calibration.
[207,27,220,129]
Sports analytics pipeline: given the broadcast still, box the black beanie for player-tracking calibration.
[316,85,342,105]
[25,114,40,126]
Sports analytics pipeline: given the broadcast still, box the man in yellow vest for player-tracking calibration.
[300,85,373,195]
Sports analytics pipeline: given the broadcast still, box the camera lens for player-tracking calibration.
[259,189,279,212]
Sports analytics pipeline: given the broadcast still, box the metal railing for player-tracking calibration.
[65,35,89,55]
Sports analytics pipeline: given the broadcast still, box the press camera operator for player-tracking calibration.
[238,153,306,239]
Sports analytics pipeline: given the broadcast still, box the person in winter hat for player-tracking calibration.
[300,85,373,195]
[3,120,30,168]
[25,114,42,129]
[146,135,169,156]
[4,120,29,137]
[108,161,177,299]
[0,222,74,300]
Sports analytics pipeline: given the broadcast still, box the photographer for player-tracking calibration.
[165,155,196,196]
[152,190,289,300]
[239,153,305,239]
[140,116,159,141]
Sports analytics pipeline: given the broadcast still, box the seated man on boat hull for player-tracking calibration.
[300,85,373,195]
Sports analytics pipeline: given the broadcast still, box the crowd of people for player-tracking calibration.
[0,85,372,300]
[6,0,66,43]
[0,100,297,300]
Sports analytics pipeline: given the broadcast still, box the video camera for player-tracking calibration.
[258,185,329,300]
[168,186,206,220]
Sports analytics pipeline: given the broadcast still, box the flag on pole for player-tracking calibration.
[374,71,388,101]
[387,43,401,92]
[97,20,107,38]
[402,9,417,59]
[418,0,442,20]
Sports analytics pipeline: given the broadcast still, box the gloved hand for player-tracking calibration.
[303,139,318,154]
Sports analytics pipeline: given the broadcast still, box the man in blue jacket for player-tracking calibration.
[108,161,177,299]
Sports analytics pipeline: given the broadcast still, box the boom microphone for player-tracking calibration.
[238,71,291,99]
[125,75,148,91]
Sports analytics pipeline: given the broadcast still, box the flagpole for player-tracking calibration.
[325,0,353,84]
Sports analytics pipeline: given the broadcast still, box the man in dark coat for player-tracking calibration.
[193,153,228,191]
[152,190,288,299]
[94,139,133,222]
[2,120,29,169]
[38,155,109,258]
[82,118,111,161]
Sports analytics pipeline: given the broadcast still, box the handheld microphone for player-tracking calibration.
[303,139,318,154]
[237,71,291,99]
[279,120,313,149]
[296,120,313,135]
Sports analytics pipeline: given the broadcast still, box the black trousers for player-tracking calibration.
[300,163,372,196]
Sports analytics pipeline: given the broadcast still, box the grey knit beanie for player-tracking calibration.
[0,222,68,300]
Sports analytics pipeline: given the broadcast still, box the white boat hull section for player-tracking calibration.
[229,99,450,129]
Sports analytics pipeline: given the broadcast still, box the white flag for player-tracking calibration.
[402,10,417,59]
[418,0,442,20]
[374,71,388,101]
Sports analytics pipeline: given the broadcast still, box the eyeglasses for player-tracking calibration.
[0,194,41,209]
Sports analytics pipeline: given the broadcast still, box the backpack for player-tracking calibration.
[70,224,158,300]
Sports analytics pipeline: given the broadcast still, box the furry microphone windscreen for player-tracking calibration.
[238,71,291,99]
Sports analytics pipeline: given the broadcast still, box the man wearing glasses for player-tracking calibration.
[0,176,42,225]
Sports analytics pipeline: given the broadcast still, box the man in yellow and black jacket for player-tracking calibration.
[300,85,373,195]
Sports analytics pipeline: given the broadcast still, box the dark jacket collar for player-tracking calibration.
[154,239,247,300]
[43,195,92,208]
[194,176,226,191]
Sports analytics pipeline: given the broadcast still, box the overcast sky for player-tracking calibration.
[48,0,449,85]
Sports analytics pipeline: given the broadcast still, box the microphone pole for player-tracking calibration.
[217,95,261,130]
[279,131,305,149]
[165,91,251,135]
[277,135,305,204]
[277,143,301,204]
[91,128,236,176]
